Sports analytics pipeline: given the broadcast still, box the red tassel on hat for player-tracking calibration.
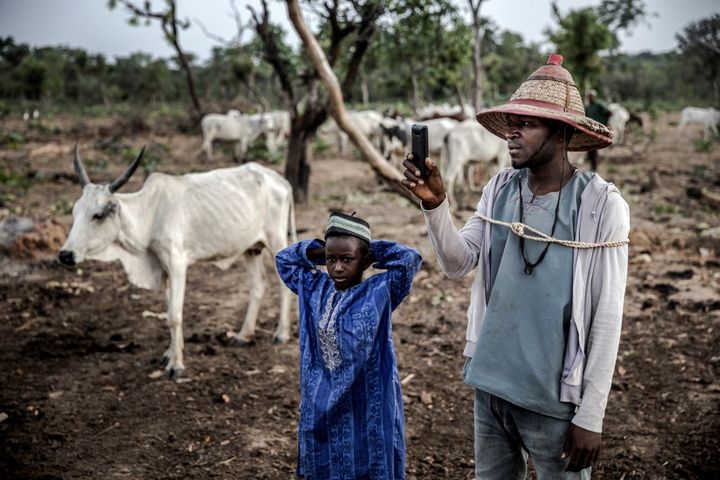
[547,53,564,66]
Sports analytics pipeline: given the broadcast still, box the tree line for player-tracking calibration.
[0,4,717,117]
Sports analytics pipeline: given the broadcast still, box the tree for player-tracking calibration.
[108,0,204,119]
[676,14,720,101]
[363,0,467,111]
[546,3,615,95]
[249,0,384,203]
[467,0,489,110]
[598,0,652,34]
[547,0,652,98]
[286,0,414,202]
[483,29,541,101]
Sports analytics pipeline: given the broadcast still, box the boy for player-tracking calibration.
[275,211,422,480]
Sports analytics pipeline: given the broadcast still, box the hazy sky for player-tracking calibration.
[1,0,718,62]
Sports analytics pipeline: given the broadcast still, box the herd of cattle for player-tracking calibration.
[55,103,718,378]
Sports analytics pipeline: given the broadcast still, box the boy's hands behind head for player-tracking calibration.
[402,154,446,210]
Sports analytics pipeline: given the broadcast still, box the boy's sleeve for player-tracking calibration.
[275,239,325,295]
[369,240,422,310]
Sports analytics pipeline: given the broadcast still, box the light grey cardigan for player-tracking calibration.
[422,169,630,433]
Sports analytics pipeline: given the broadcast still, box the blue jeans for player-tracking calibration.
[473,389,591,480]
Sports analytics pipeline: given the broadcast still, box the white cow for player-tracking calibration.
[58,146,296,378]
[347,110,384,153]
[261,110,291,156]
[317,118,344,153]
[677,107,720,140]
[379,117,410,167]
[423,118,460,157]
[200,110,272,162]
[317,110,384,156]
[608,103,630,145]
[441,120,511,206]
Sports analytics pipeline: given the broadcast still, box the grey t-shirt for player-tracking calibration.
[465,168,593,419]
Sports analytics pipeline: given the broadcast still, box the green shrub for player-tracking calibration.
[0,168,30,189]
[653,203,677,215]
[693,138,712,152]
[313,137,331,155]
[0,130,26,148]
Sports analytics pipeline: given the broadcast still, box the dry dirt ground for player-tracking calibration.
[0,114,718,479]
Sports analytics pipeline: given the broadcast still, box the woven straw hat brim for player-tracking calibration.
[476,103,613,152]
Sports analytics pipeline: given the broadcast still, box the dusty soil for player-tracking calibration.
[0,114,718,479]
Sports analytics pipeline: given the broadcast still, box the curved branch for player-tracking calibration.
[286,0,415,203]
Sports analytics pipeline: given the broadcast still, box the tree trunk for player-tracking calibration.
[167,35,203,120]
[163,2,203,120]
[286,0,416,204]
[360,70,369,106]
[455,84,467,114]
[285,129,311,204]
[472,31,483,110]
[178,53,203,118]
[469,0,486,111]
[411,74,420,114]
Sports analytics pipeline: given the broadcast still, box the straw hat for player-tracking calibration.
[476,53,613,151]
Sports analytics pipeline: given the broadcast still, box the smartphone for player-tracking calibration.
[411,124,429,177]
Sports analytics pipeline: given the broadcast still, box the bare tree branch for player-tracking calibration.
[117,0,203,118]
[195,18,233,45]
[248,0,296,109]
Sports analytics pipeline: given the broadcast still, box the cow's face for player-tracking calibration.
[59,185,121,266]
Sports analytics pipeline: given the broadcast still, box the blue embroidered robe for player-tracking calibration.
[276,240,422,480]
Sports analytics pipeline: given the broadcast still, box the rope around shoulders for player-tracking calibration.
[475,213,629,249]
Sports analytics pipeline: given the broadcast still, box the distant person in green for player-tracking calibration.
[584,89,611,171]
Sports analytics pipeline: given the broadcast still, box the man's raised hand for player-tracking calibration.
[401,154,446,210]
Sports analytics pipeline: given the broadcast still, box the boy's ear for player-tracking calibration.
[362,253,373,270]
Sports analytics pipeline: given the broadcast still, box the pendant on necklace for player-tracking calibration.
[524,265,533,275]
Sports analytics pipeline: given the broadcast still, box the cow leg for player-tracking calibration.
[266,134,278,156]
[162,265,187,379]
[273,272,292,344]
[235,138,249,163]
[676,119,687,138]
[467,164,479,192]
[268,232,292,345]
[203,138,214,161]
[231,251,266,346]
[705,122,718,140]
[444,163,460,208]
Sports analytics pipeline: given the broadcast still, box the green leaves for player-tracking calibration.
[547,4,616,93]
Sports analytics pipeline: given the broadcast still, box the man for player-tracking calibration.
[402,54,629,479]
[584,89,611,171]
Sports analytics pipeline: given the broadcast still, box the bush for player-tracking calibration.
[0,168,30,189]
[0,130,26,148]
[693,138,713,152]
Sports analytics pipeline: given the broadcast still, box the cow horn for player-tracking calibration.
[73,143,91,187]
[109,145,145,193]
